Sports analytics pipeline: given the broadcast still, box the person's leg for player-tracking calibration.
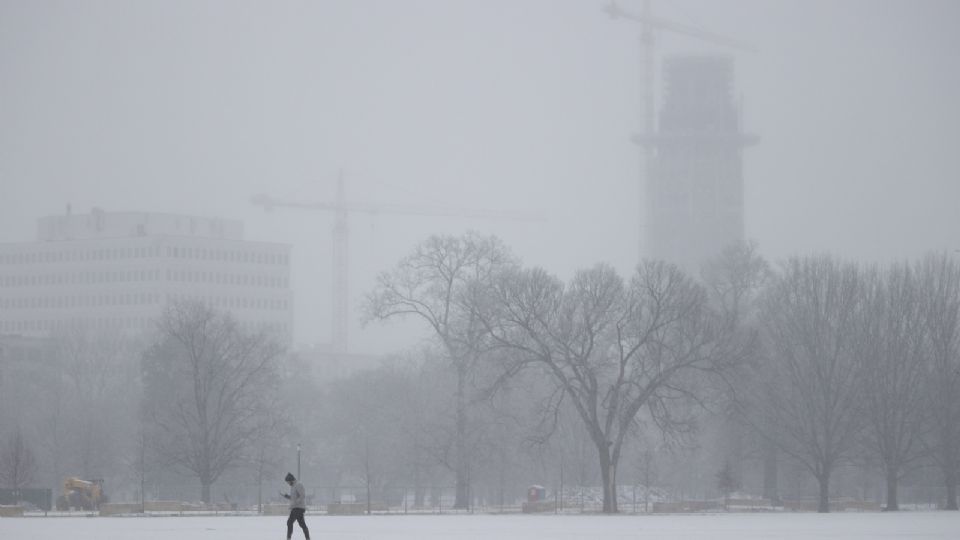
[296,508,310,539]
[286,510,296,539]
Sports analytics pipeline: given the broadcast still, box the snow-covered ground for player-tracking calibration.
[2,512,958,539]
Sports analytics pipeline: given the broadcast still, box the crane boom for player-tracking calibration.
[604,1,757,52]
[252,194,540,221]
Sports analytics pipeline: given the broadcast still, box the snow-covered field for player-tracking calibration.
[2,512,958,540]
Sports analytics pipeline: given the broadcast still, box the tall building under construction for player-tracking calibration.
[636,55,757,272]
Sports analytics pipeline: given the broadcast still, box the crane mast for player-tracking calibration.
[331,175,349,353]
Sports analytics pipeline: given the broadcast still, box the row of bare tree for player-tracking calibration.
[739,253,960,512]
[1,235,957,514]
[365,233,960,513]
[0,326,141,496]
[365,233,750,513]
[0,301,285,506]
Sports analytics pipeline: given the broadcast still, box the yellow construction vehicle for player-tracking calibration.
[55,477,107,511]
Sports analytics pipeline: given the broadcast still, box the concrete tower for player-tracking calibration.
[635,55,757,273]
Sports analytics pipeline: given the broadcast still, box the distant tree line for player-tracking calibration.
[365,234,960,514]
[737,252,960,512]
[0,234,957,515]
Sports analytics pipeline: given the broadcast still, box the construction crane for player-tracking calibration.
[252,173,539,354]
[603,1,756,262]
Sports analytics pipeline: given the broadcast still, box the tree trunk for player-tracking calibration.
[945,468,958,510]
[762,440,779,504]
[884,468,899,511]
[598,445,618,513]
[201,483,211,504]
[365,436,372,515]
[414,464,425,507]
[453,365,469,509]
[817,473,830,513]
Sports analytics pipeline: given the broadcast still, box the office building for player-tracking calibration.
[0,209,293,343]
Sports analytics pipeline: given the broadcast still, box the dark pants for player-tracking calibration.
[287,507,309,539]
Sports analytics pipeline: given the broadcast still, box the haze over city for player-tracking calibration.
[3,0,957,353]
[3,3,960,539]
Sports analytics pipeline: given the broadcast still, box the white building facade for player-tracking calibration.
[0,210,293,343]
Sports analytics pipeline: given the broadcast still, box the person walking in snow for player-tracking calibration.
[282,472,310,540]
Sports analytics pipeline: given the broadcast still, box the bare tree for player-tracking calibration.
[364,232,517,508]
[700,241,772,501]
[716,459,741,508]
[142,301,283,503]
[127,429,153,513]
[50,327,141,482]
[0,426,38,490]
[0,338,59,491]
[855,263,927,511]
[322,363,421,509]
[749,256,864,513]
[700,241,770,329]
[476,261,743,513]
[250,441,281,514]
[917,252,960,510]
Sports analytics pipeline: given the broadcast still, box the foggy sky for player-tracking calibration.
[2,0,958,354]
